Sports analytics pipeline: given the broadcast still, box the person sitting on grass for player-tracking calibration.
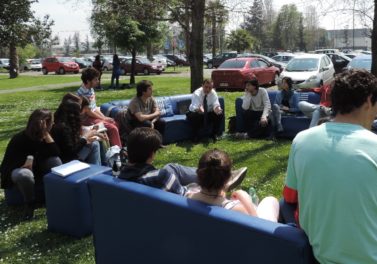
[77,67,122,147]
[118,127,247,195]
[186,149,279,222]
[0,109,62,220]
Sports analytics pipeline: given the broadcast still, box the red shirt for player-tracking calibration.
[310,84,332,107]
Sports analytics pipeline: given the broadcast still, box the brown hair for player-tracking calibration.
[25,109,53,141]
[81,68,99,84]
[197,149,232,192]
[127,127,162,164]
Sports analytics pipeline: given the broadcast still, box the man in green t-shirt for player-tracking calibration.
[283,70,377,264]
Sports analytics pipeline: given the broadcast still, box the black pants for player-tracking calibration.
[242,110,272,138]
[186,111,223,138]
[130,118,166,136]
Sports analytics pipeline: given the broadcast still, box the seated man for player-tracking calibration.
[125,80,165,137]
[239,79,272,139]
[118,127,247,195]
[186,79,224,142]
[283,70,377,263]
[298,83,333,127]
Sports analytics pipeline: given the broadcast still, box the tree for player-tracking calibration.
[242,0,264,51]
[298,15,306,51]
[73,32,81,56]
[0,0,53,78]
[272,4,302,51]
[63,36,72,56]
[226,29,254,53]
[82,35,91,53]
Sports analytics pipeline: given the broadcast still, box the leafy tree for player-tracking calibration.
[73,32,81,56]
[298,15,306,51]
[242,0,264,51]
[82,35,91,53]
[226,29,254,53]
[18,44,37,67]
[0,0,53,78]
[63,36,72,56]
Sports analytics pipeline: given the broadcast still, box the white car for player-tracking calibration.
[0,58,10,70]
[278,54,335,89]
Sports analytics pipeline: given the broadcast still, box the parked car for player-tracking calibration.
[203,53,212,64]
[102,58,113,71]
[347,54,372,72]
[271,53,295,65]
[326,53,351,73]
[42,57,80,75]
[314,49,340,54]
[73,58,90,69]
[238,53,285,72]
[162,54,189,66]
[0,58,10,70]
[211,57,280,91]
[207,52,237,69]
[26,59,42,71]
[120,57,163,75]
[278,54,335,89]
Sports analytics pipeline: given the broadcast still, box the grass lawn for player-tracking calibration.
[0,75,291,263]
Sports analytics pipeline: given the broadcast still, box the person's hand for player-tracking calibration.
[151,121,155,129]
[104,117,114,123]
[281,106,289,112]
[84,130,99,143]
[154,109,161,117]
[260,117,268,127]
[198,106,204,113]
[22,157,33,170]
[214,106,223,115]
[97,132,108,141]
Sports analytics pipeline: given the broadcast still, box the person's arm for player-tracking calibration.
[188,92,202,112]
[82,105,114,122]
[134,110,161,122]
[241,92,251,110]
[231,190,257,216]
[211,92,223,114]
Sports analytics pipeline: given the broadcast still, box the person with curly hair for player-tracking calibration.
[51,94,102,165]
[0,109,62,219]
[186,149,279,222]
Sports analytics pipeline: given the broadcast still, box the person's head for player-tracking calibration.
[25,109,54,141]
[281,77,293,91]
[61,92,82,105]
[95,55,100,61]
[245,79,259,95]
[127,127,162,164]
[332,70,377,123]
[54,99,82,146]
[113,54,119,62]
[202,79,213,94]
[81,68,99,88]
[136,80,154,97]
[196,149,232,192]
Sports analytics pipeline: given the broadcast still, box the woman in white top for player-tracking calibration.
[186,149,279,222]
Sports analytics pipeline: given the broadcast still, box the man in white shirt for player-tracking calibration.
[241,79,272,138]
[187,79,224,142]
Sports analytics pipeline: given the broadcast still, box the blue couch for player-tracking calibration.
[88,175,316,264]
[101,94,225,144]
[236,91,321,138]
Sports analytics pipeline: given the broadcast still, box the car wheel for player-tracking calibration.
[157,71,161,75]
[59,67,65,74]
[42,68,48,75]
[207,63,213,69]
[143,68,150,75]
[24,66,28,71]
[272,73,279,86]
[74,71,79,74]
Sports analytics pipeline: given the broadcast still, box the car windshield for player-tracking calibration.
[31,59,41,64]
[285,58,319,71]
[138,58,151,64]
[349,58,371,71]
[58,57,73,63]
[75,58,85,63]
[219,60,246,69]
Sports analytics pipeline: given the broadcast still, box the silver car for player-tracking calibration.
[278,54,335,89]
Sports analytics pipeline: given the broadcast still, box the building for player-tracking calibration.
[326,28,371,50]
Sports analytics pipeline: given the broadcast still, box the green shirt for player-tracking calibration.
[286,122,377,264]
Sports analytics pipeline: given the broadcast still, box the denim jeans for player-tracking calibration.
[162,163,198,186]
[78,141,101,165]
[298,101,321,128]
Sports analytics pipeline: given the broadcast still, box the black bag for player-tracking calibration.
[228,116,237,134]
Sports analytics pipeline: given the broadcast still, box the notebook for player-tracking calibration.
[51,160,90,177]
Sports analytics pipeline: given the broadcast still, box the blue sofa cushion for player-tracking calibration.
[155,97,174,117]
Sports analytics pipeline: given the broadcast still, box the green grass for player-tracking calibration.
[0,75,291,263]
[0,74,80,90]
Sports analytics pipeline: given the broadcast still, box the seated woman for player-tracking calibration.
[186,149,279,222]
[271,77,299,136]
[51,94,103,165]
[0,109,62,219]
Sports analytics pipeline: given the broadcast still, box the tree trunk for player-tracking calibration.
[130,48,137,85]
[146,42,153,61]
[371,0,377,77]
[189,0,205,92]
[211,11,217,59]
[184,0,190,61]
[9,43,18,79]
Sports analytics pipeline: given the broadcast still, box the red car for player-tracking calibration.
[211,58,280,90]
[120,57,163,75]
[42,57,80,75]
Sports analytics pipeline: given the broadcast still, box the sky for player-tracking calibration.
[31,0,372,44]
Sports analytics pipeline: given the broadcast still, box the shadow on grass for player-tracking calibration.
[255,154,289,188]
[231,140,276,165]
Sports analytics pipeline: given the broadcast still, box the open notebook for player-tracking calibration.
[51,160,90,177]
